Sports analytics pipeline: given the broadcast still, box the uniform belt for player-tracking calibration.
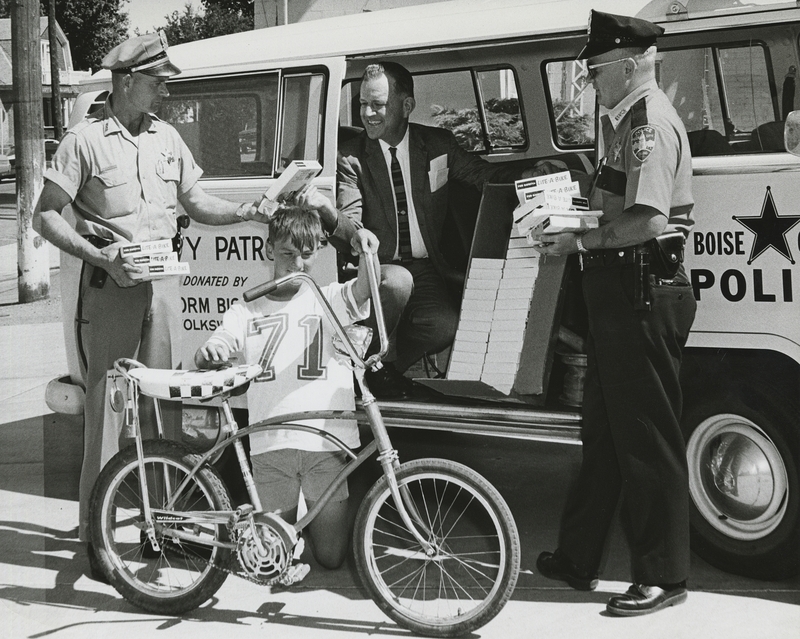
[82,235,114,249]
[580,246,638,270]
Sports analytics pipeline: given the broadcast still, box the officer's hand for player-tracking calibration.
[195,342,231,369]
[239,202,271,225]
[530,231,580,256]
[351,228,380,256]
[101,242,140,288]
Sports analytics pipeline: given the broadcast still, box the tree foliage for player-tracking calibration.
[431,98,525,152]
[0,0,129,71]
[161,0,254,45]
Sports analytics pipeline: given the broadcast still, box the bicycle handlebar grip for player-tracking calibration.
[243,280,279,302]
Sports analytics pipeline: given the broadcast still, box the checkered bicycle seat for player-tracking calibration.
[127,364,262,401]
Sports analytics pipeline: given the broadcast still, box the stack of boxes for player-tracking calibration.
[123,239,190,280]
[447,172,589,396]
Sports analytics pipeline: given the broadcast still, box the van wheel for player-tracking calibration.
[682,388,799,580]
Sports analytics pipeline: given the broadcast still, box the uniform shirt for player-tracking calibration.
[206,280,370,455]
[596,79,694,236]
[44,99,203,243]
[378,132,428,260]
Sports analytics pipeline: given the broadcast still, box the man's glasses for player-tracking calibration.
[586,57,632,80]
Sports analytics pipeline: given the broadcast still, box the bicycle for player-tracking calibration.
[88,257,521,638]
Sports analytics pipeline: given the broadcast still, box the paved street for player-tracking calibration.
[0,181,798,638]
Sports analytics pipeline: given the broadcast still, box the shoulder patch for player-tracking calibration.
[631,125,656,162]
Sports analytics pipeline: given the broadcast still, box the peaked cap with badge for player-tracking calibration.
[577,10,665,60]
[101,30,181,77]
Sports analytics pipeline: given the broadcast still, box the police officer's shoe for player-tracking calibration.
[536,549,598,591]
[606,583,688,616]
[364,362,413,400]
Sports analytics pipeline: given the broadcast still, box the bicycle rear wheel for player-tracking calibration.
[89,440,233,615]
[354,457,520,637]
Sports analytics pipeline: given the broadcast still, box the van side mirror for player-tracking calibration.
[784,110,800,156]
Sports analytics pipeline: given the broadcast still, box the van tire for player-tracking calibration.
[681,386,799,580]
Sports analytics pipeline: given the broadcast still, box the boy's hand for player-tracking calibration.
[195,342,231,369]
[351,228,379,256]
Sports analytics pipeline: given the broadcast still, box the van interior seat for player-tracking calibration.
[750,121,785,152]
[687,129,731,156]
[338,125,364,146]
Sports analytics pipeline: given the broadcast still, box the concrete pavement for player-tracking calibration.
[0,239,798,639]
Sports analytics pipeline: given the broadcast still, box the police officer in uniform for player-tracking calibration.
[533,11,697,616]
[34,32,268,580]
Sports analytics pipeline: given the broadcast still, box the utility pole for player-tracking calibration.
[48,0,63,139]
[12,0,50,303]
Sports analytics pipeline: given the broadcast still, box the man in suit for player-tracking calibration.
[330,61,539,398]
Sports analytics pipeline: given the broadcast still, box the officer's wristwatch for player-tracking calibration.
[234,203,250,221]
[576,235,589,254]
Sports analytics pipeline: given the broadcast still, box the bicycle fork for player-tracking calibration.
[356,370,436,556]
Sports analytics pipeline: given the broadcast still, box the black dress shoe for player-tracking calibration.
[86,542,110,584]
[537,549,598,591]
[365,362,413,400]
[606,583,688,616]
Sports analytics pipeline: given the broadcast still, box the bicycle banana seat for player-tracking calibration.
[128,364,262,401]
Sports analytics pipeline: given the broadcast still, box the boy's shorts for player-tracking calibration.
[251,449,349,514]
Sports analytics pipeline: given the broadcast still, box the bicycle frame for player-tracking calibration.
[114,255,436,555]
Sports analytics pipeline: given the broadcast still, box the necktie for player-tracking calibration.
[389,147,413,263]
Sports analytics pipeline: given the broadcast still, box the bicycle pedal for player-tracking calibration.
[292,537,305,561]
[277,562,310,586]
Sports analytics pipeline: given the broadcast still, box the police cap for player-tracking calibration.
[101,31,181,77]
[577,10,665,60]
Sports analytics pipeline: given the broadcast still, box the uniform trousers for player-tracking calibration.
[559,264,696,585]
[76,264,182,542]
[363,259,458,372]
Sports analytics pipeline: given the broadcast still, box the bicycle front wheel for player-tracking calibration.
[89,440,233,615]
[354,457,520,637]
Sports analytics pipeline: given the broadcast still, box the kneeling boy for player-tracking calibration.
[195,204,379,573]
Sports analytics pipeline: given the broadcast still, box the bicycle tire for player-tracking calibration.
[353,457,521,637]
[88,439,233,615]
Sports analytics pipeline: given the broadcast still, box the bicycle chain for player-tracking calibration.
[158,534,285,588]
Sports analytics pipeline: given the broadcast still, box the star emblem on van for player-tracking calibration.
[734,186,800,265]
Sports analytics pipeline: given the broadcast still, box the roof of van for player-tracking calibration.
[92,0,798,80]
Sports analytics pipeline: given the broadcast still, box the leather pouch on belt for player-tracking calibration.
[646,231,685,279]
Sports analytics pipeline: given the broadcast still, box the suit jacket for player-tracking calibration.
[333,123,521,277]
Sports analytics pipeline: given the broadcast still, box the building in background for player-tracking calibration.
[0,17,90,154]
[255,0,443,27]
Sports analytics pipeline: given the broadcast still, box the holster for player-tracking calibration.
[83,235,113,288]
[646,231,685,279]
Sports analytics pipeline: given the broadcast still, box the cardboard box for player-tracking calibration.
[259,160,323,211]
[130,261,191,281]
[532,214,600,235]
[418,184,568,403]
[119,239,173,257]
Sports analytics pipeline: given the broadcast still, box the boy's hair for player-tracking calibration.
[268,205,325,251]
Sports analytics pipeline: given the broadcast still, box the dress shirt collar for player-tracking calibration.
[600,79,659,131]
[378,126,411,159]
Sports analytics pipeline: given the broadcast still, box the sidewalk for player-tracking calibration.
[0,241,798,639]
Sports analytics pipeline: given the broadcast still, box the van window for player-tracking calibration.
[414,68,526,152]
[279,72,326,170]
[660,43,782,156]
[545,60,596,148]
[160,73,278,178]
[547,42,786,157]
[340,67,527,153]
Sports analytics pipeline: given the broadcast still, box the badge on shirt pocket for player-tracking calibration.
[157,151,181,182]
